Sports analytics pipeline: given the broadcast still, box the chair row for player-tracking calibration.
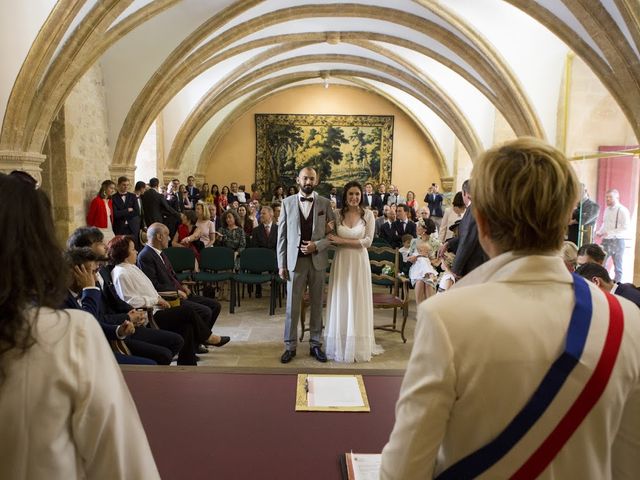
[164,246,279,315]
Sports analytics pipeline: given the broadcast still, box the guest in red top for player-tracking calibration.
[86,179,116,242]
[216,185,229,214]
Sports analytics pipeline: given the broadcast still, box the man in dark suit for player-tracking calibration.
[576,262,640,308]
[112,176,142,248]
[393,204,417,239]
[227,182,240,205]
[442,180,488,277]
[424,183,444,225]
[134,181,147,232]
[141,177,181,239]
[62,247,155,365]
[251,205,278,298]
[186,175,200,207]
[380,206,402,247]
[137,223,229,349]
[377,183,390,213]
[567,184,600,245]
[362,182,383,213]
[67,227,187,365]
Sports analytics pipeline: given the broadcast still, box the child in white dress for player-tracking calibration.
[409,241,438,305]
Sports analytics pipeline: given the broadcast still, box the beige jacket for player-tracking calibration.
[0,308,159,479]
[381,253,640,479]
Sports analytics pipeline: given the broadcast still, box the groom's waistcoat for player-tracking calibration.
[298,203,314,257]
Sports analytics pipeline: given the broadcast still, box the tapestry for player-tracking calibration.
[255,113,394,197]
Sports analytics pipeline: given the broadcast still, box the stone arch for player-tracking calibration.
[164,56,481,172]
[194,80,449,180]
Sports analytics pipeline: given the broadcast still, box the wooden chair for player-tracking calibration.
[368,245,410,343]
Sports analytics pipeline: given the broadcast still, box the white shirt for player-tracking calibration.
[598,203,630,239]
[112,262,160,309]
[299,192,315,219]
[0,308,159,480]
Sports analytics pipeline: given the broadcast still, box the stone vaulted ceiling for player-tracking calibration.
[1,0,639,178]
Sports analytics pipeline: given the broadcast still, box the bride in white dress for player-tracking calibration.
[325,181,384,362]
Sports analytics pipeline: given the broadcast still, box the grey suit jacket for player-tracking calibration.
[277,193,335,271]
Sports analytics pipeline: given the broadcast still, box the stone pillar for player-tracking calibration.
[0,150,47,186]
[110,164,137,183]
[162,168,181,186]
[440,176,454,193]
[194,173,206,187]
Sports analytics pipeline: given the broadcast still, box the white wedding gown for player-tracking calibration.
[325,209,384,362]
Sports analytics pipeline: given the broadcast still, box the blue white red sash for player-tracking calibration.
[436,274,624,479]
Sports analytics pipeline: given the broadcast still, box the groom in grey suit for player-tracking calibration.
[277,167,336,363]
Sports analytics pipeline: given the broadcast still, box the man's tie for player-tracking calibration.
[160,251,183,291]
[265,225,271,237]
[300,197,313,202]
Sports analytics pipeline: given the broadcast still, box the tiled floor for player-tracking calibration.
[196,286,418,371]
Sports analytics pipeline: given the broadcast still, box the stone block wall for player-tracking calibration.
[63,62,112,230]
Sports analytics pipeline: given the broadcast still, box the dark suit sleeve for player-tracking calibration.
[73,289,120,341]
[112,197,128,220]
[451,213,484,277]
[160,195,180,218]
[138,250,175,292]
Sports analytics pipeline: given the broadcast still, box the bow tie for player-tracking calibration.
[300,196,313,202]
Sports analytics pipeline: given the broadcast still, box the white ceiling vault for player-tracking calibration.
[1,0,638,178]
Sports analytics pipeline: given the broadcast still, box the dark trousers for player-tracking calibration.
[115,352,156,365]
[153,306,200,365]
[184,296,221,344]
[126,327,184,365]
[603,238,625,282]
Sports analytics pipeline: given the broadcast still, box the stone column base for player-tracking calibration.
[110,164,137,183]
[162,168,181,185]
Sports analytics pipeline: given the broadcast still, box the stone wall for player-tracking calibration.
[63,61,112,230]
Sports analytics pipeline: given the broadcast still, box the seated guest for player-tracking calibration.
[218,209,246,254]
[217,185,230,213]
[178,184,192,210]
[138,223,229,349]
[381,137,640,479]
[108,235,209,365]
[0,173,159,479]
[375,204,390,237]
[272,185,285,203]
[380,207,401,247]
[173,210,204,256]
[251,205,278,298]
[561,240,578,272]
[195,202,216,247]
[67,227,184,365]
[247,202,260,228]
[577,242,606,267]
[393,204,417,239]
[576,262,640,308]
[62,247,155,365]
[272,203,282,224]
[237,204,254,238]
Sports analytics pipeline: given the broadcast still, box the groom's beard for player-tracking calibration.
[300,184,314,195]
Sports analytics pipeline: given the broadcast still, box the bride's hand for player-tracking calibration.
[327,233,341,245]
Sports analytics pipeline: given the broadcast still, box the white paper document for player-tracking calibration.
[307,375,365,407]
[351,453,382,480]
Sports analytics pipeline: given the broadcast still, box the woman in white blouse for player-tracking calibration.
[107,235,227,364]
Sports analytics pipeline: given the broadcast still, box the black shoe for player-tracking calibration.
[197,344,209,354]
[280,349,296,363]
[194,355,201,362]
[209,336,231,347]
[310,346,327,363]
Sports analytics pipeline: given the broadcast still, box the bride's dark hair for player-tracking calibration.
[340,181,367,224]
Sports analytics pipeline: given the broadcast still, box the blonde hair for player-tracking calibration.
[561,241,578,268]
[472,137,579,253]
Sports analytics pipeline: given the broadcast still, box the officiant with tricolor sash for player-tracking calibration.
[381,137,640,480]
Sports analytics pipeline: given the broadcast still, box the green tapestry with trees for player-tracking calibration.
[255,114,393,198]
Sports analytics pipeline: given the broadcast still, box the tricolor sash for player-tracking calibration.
[436,274,624,479]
